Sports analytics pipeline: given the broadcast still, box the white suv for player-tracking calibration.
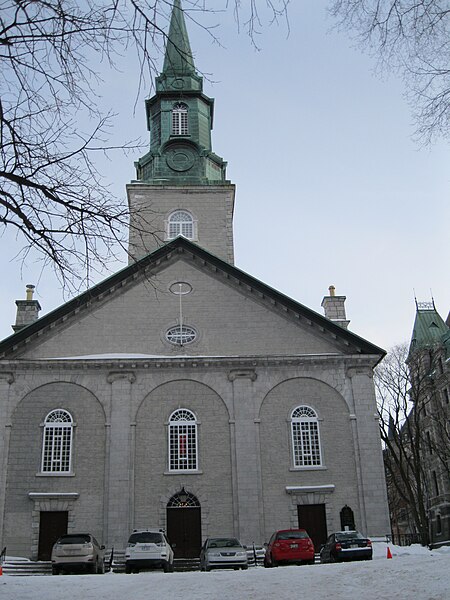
[125,529,174,573]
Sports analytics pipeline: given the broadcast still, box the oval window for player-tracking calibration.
[166,325,197,345]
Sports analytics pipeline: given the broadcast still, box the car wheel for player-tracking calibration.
[125,565,132,574]
[163,560,170,573]
[241,565,248,570]
[51,566,59,575]
[205,565,211,572]
[271,555,278,567]
[98,560,105,574]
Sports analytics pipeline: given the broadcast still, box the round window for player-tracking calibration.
[166,325,197,346]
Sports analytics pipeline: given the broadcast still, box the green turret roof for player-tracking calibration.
[162,0,196,76]
[409,302,449,354]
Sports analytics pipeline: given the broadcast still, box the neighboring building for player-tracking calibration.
[0,0,390,561]
[385,302,450,548]
[410,302,449,547]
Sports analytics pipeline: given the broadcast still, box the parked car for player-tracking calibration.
[125,529,174,573]
[51,533,105,575]
[264,529,315,567]
[200,537,248,571]
[320,531,372,563]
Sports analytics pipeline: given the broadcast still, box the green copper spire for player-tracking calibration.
[134,0,229,185]
[409,302,449,354]
[162,0,196,76]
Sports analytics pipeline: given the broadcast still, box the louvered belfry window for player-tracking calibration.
[291,406,322,467]
[172,103,189,135]
[41,409,73,473]
[169,409,197,471]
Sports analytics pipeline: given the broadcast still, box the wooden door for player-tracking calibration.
[297,504,327,551]
[166,507,201,558]
[38,511,68,560]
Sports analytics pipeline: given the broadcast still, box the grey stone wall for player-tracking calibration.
[3,381,106,557]
[127,184,235,264]
[15,259,341,360]
[0,354,390,557]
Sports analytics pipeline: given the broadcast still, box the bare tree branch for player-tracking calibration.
[329,1,450,144]
[0,0,289,292]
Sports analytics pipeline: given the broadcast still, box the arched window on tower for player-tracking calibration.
[168,209,194,239]
[291,406,322,468]
[41,409,74,473]
[168,409,198,471]
[172,103,189,135]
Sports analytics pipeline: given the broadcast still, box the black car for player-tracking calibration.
[320,531,372,563]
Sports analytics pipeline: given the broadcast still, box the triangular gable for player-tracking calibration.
[0,238,384,359]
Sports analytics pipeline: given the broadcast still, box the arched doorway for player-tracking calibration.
[166,488,201,558]
[340,505,356,531]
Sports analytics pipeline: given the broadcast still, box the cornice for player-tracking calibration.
[0,353,379,373]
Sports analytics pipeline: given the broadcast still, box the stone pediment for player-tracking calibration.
[0,238,384,360]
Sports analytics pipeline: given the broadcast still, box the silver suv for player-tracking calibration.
[125,529,174,573]
[51,533,105,575]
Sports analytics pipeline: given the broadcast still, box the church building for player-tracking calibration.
[0,0,390,561]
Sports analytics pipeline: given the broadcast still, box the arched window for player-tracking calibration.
[169,409,198,471]
[291,406,322,467]
[172,103,189,135]
[168,210,194,239]
[41,409,73,473]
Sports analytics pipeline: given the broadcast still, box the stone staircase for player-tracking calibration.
[173,557,200,572]
[1,559,52,576]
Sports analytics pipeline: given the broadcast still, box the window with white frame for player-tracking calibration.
[168,210,194,239]
[169,409,197,471]
[172,103,189,135]
[291,406,322,467]
[41,409,73,473]
[166,325,197,346]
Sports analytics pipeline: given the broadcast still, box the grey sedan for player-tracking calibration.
[200,537,248,571]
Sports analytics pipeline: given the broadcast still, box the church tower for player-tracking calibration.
[127,0,235,264]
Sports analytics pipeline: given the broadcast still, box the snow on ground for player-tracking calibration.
[1,545,449,600]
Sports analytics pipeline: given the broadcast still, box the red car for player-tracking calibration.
[264,529,315,567]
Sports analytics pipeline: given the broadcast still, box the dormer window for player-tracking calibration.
[172,103,188,135]
[168,210,194,239]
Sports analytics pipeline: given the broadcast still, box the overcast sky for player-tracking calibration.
[1,0,449,350]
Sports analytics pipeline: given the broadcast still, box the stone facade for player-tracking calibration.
[0,248,391,557]
[0,0,391,560]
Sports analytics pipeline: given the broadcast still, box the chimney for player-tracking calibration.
[321,285,350,329]
[12,285,41,332]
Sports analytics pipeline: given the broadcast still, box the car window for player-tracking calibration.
[335,531,364,541]
[208,538,241,548]
[56,535,91,544]
[128,532,163,544]
[276,531,309,540]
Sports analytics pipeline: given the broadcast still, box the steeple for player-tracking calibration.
[127,0,235,265]
[162,0,196,76]
[134,0,228,185]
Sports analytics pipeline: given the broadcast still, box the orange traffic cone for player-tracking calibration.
[386,546,393,559]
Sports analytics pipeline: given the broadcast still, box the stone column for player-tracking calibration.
[0,372,14,547]
[348,367,391,537]
[105,371,135,550]
[228,369,262,546]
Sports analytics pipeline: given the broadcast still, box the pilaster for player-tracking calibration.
[228,369,262,545]
[105,371,136,549]
[0,372,14,548]
[348,367,390,537]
